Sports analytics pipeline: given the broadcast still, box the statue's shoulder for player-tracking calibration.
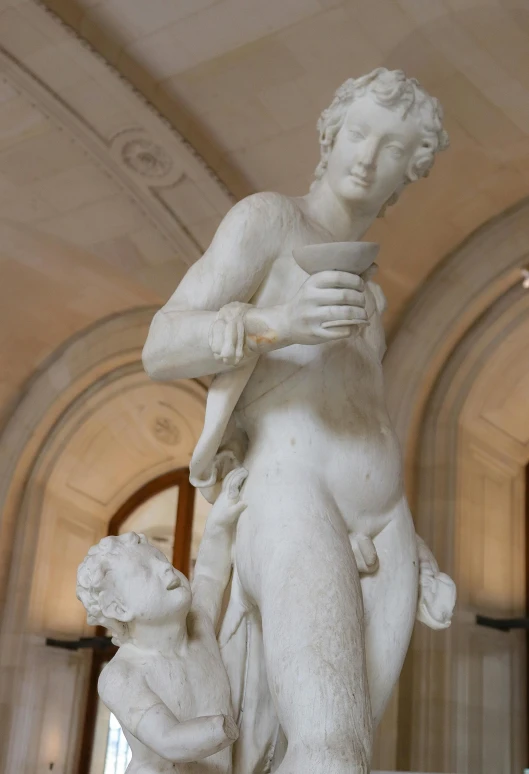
[98,651,142,701]
[230,191,301,233]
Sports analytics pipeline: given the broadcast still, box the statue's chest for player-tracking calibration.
[252,250,307,308]
[144,649,230,721]
[144,656,194,719]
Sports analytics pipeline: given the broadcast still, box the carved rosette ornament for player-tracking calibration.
[111,129,184,188]
[152,416,180,446]
[121,138,173,178]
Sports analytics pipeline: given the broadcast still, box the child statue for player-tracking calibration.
[76,468,248,774]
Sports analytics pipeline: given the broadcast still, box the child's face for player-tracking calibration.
[114,543,191,625]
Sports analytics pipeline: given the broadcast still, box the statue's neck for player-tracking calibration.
[127,615,188,657]
[301,180,377,243]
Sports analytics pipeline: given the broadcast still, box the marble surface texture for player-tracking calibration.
[80,68,456,774]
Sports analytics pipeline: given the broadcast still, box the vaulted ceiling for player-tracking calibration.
[1,0,528,330]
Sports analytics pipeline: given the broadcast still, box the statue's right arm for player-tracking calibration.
[142,193,288,381]
[99,662,238,762]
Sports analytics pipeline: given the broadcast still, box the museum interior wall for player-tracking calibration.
[0,1,528,772]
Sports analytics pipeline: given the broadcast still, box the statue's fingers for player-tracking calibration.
[235,317,245,363]
[318,326,352,340]
[209,320,226,358]
[220,320,238,363]
[224,502,247,521]
[224,467,248,499]
[322,305,368,323]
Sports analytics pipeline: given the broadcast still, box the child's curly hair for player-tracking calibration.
[76,532,148,646]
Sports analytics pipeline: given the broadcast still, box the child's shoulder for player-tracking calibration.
[99,651,144,701]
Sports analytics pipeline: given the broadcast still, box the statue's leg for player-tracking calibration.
[236,473,372,774]
[361,497,419,725]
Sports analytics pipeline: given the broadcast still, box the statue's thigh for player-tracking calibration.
[235,477,371,731]
[361,500,418,725]
[236,470,354,609]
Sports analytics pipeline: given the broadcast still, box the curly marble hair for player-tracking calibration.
[77,532,148,646]
[313,67,449,215]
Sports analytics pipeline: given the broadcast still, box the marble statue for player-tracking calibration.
[138,67,456,774]
[76,468,248,774]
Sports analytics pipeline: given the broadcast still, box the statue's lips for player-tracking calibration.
[166,576,181,590]
[349,172,371,187]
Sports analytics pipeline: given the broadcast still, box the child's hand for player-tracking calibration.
[213,713,239,744]
[211,467,248,527]
[224,467,248,502]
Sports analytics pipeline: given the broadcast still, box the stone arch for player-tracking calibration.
[385,196,529,489]
[385,203,529,771]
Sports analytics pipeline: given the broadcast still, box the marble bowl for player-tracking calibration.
[293,241,379,275]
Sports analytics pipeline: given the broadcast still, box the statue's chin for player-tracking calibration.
[335,184,385,218]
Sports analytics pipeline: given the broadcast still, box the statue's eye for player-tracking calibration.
[349,129,364,142]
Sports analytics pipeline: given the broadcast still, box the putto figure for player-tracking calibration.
[142,68,454,774]
[77,469,248,774]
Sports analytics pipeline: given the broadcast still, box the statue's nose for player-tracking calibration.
[357,138,378,170]
[358,152,376,170]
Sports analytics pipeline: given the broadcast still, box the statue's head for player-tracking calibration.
[77,532,191,646]
[313,68,449,216]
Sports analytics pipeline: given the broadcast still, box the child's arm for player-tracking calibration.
[191,467,247,628]
[137,706,238,762]
[100,661,238,762]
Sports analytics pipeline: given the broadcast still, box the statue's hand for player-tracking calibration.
[416,536,456,630]
[215,714,239,745]
[210,467,248,527]
[209,302,252,365]
[284,271,367,345]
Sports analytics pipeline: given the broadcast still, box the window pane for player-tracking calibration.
[103,713,131,774]
[89,699,132,774]
[118,486,179,561]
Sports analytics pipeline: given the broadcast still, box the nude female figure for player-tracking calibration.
[143,69,450,774]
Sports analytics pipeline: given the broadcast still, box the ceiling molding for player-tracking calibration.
[31,0,237,202]
[0,0,237,263]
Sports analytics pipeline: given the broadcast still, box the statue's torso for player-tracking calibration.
[235,202,404,532]
[114,624,232,774]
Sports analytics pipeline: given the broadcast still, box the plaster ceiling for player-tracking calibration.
[41,0,529,330]
[0,0,528,331]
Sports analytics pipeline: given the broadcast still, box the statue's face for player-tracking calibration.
[325,92,422,213]
[113,542,191,625]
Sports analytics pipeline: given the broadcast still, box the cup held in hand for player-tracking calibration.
[293,241,379,276]
[293,242,380,329]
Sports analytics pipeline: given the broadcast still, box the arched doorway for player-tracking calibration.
[384,200,529,771]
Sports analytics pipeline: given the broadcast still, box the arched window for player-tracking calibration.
[78,469,211,774]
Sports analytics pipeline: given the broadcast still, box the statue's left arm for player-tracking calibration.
[191,468,247,628]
